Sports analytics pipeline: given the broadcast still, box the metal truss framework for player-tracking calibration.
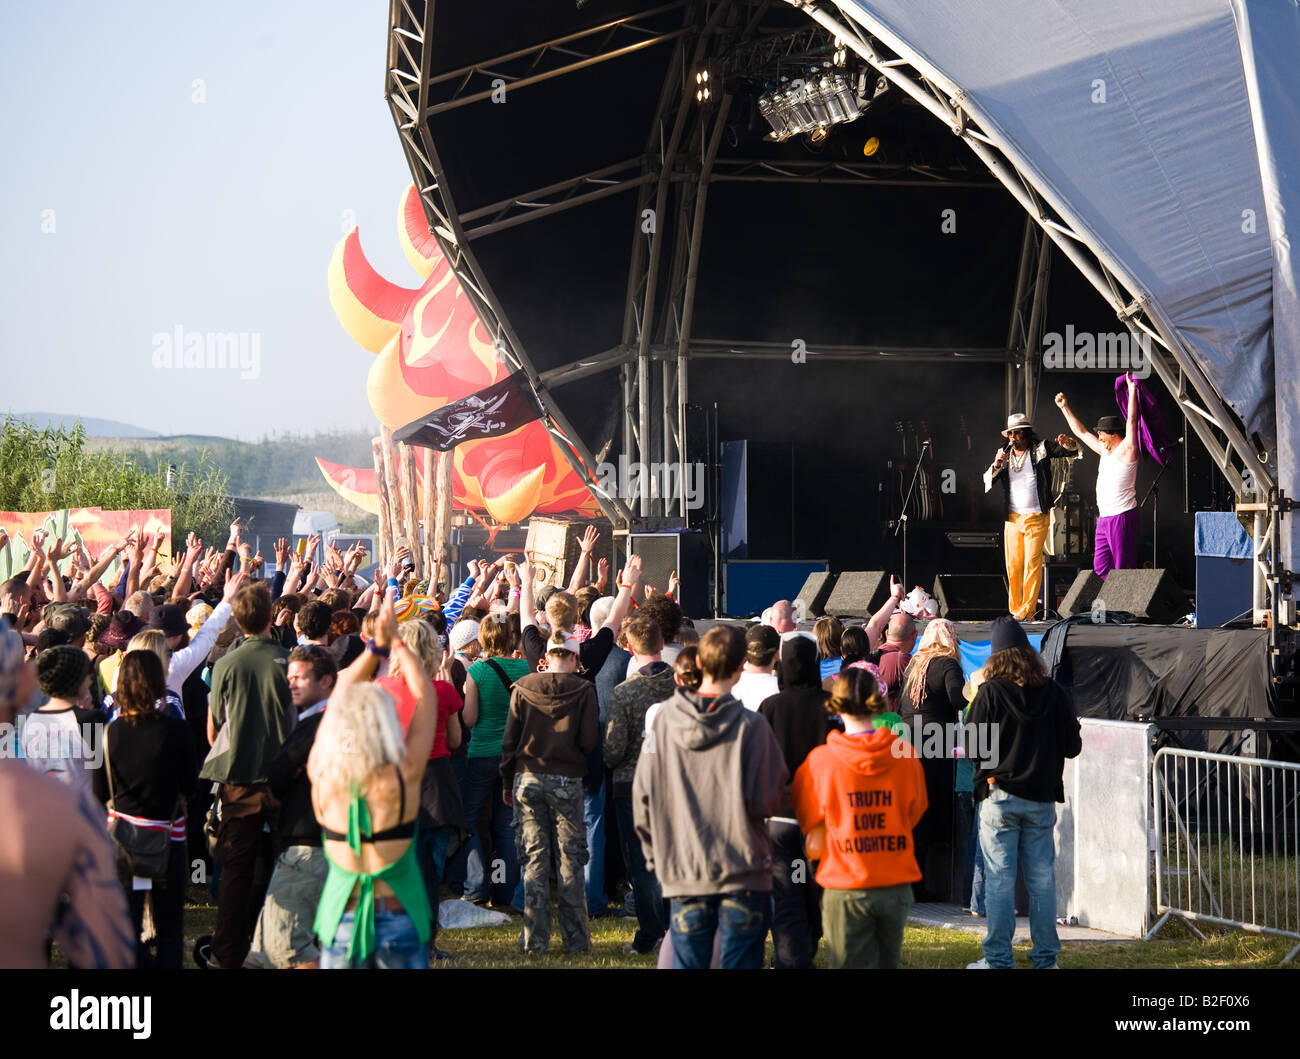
[387,0,1037,531]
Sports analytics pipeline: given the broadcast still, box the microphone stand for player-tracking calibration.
[894,440,931,590]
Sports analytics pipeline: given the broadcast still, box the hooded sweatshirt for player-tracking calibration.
[791,728,927,891]
[968,675,1081,804]
[632,687,788,898]
[499,671,599,789]
[759,636,833,815]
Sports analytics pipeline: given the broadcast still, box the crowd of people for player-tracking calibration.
[0,518,1080,970]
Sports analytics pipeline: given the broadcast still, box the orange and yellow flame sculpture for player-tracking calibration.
[317,186,598,525]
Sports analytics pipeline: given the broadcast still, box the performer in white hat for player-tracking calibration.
[983,413,1081,620]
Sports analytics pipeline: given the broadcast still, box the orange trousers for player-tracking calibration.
[1004,512,1049,621]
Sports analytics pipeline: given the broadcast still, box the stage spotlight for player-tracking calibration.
[863,136,880,156]
[694,67,716,105]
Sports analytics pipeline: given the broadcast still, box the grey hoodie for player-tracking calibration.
[632,686,789,898]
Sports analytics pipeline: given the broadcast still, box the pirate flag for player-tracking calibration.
[393,371,542,451]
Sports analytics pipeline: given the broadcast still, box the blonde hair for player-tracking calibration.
[308,683,406,803]
[127,629,171,670]
[394,620,442,680]
[901,618,961,707]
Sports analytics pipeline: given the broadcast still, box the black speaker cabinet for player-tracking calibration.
[1059,570,1103,618]
[795,571,839,619]
[824,571,891,618]
[720,440,794,559]
[1094,568,1190,624]
[933,573,1008,620]
[628,530,710,618]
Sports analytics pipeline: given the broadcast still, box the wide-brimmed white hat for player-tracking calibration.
[1001,413,1035,437]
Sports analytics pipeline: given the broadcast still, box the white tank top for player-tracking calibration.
[1008,455,1040,514]
[1096,448,1137,516]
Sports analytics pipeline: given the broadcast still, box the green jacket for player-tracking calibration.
[604,661,675,794]
[200,635,292,786]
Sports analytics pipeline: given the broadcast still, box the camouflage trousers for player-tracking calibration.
[513,772,591,954]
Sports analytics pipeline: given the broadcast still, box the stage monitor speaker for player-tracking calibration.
[794,570,838,620]
[629,530,710,618]
[1059,570,1103,618]
[721,440,793,559]
[1094,568,1189,624]
[824,571,890,618]
[933,574,1008,620]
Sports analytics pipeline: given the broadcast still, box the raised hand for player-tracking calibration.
[643,584,654,601]
[1054,392,1068,409]
[621,553,643,587]
[596,557,609,589]
[375,587,398,650]
[222,568,246,603]
[667,569,679,597]
[579,525,599,553]
[185,532,204,563]
[890,575,904,601]
[273,536,290,566]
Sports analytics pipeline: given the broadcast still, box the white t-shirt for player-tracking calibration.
[1008,454,1040,514]
[21,707,99,804]
[731,671,780,712]
[1096,448,1138,517]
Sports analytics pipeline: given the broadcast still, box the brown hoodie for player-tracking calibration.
[499,671,599,788]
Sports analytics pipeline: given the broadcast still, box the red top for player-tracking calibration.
[378,675,464,760]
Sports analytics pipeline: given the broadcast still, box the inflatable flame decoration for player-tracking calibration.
[317,185,598,525]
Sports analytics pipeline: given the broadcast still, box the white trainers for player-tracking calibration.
[966,958,991,969]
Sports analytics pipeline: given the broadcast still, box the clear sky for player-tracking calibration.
[0,1,415,439]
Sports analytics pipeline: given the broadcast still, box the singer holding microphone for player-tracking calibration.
[983,413,1081,620]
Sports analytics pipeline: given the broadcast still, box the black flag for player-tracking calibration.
[392,371,542,451]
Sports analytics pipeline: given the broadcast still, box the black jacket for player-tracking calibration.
[266,709,325,847]
[983,436,1080,519]
[759,636,833,815]
[969,676,1082,804]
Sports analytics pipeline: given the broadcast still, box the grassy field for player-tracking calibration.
[133,888,1297,970]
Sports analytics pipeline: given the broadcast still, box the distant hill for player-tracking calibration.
[8,412,162,438]
[88,430,378,533]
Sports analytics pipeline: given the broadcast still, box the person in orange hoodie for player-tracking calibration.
[791,666,927,969]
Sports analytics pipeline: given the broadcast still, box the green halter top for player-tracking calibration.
[314,770,432,964]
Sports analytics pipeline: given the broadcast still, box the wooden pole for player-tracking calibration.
[380,426,405,561]
[422,446,437,591]
[371,436,393,569]
[434,448,455,571]
[398,443,422,581]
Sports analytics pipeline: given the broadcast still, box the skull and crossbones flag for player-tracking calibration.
[393,371,542,451]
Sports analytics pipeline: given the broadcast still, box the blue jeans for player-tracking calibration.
[670,891,770,969]
[319,906,428,969]
[457,755,519,906]
[968,798,987,914]
[614,793,665,951]
[585,777,608,916]
[418,824,456,942]
[979,787,1059,968]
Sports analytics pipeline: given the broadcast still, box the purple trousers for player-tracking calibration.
[1094,507,1140,578]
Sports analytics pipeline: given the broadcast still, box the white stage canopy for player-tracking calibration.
[828,0,1300,575]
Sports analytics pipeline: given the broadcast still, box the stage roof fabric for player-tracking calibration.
[834,0,1300,566]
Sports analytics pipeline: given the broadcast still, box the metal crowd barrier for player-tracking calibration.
[1148,747,1300,964]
